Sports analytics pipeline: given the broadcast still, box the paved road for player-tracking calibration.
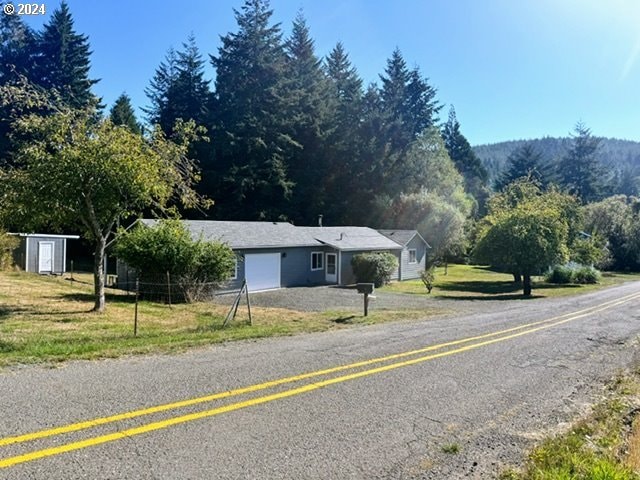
[1,283,640,479]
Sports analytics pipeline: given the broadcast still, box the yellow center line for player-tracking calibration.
[0,291,638,469]
[0,295,640,468]
[0,291,638,451]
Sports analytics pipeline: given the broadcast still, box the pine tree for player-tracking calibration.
[109,93,141,134]
[144,48,178,133]
[283,13,332,223]
[0,13,37,83]
[495,143,550,191]
[145,36,210,134]
[557,122,603,202]
[379,48,440,152]
[35,1,99,109]
[323,42,364,224]
[441,106,488,212]
[210,0,294,220]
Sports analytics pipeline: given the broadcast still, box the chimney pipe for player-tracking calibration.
[318,214,323,227]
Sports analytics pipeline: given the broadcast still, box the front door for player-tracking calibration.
[38,242,53,273]
[325,253,337,283]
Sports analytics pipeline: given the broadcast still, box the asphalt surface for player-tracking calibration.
[1,282,640,479]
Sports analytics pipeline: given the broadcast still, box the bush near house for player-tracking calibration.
[114,219,236,302]
[351,252,398,287]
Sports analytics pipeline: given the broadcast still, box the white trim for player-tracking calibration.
[9,233,79,239]
[408,249,417,264]
[310,251,324,271]
[231,257,238,280]
[24,237,29,271]
[337,250,342,285]
[38,241,54,273]
[63,238,67,273]
[325,253,338,283]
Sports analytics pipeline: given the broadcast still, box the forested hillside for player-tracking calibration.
[475,137,640,187]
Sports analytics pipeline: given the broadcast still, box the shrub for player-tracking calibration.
[0,230,18,271]
[114,219,236,301]
[572,265,600,284]
[545,264,601,285]
[545,265,574,284]
[420,267,436,293]
[351,252,398,287]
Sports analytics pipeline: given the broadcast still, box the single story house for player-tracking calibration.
[116,220,430,292]
[9,233,79,274]
[378,230,431,281]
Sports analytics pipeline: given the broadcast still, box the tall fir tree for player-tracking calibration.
[495,143,550,191]
[34,1,99,109]
[0,13,37,84]
[441,106,488,213]
[144,48,178,133]
[323,42,364,224]
[557,122,603,202]
[109,93,141,134]
[210,0,295,220]
[145,36,210,135]
[283,13,332,223]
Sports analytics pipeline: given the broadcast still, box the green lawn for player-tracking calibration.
[0,271,440,367]
[380,264,640,300]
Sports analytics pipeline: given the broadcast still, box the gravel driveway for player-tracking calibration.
[217,285,468,313]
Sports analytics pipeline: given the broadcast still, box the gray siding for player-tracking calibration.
[399,235,427,280]
[223,246,335,291]
[24,237,66,273]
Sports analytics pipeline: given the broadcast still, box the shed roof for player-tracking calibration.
[8,233,80,239]
[378,229,431,248]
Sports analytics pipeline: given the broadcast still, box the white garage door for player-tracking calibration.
[245,253,281,291]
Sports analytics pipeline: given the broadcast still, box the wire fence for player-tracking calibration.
[113,274,251,336]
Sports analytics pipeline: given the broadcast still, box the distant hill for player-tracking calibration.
[473,137,640,186]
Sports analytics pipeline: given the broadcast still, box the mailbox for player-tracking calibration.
[356,283,375,294]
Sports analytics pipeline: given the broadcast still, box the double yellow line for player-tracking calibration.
[1,291,639,469]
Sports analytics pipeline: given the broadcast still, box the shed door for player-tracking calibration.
[245,253,281,291]
[38,242,54,273]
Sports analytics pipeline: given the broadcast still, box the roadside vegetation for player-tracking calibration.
[500,369,640,480]
[0,271,437,367]
[381,264,640,300]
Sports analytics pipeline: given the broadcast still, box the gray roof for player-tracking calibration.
[378,229,431,248]
[138,220,405,251]
[140,220,319,249]
[301,227,403,251]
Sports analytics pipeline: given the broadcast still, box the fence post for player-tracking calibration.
[134,279,139,337]
[245,282,252,325]
[70,260,74,281]
[166,271,172,308]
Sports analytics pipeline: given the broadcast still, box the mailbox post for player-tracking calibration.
[356,283,375,316]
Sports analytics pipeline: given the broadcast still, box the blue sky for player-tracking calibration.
[22,0,640,145]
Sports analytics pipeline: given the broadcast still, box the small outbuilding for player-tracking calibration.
[9,233,79,274]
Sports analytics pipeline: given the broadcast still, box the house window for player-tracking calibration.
[408,249,417,264]
[311,252,324,270]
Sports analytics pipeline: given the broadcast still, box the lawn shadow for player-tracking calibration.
[58,292,137,304]
[331,315,357,324]
[439,293,544,301]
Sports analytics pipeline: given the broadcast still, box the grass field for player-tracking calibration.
[0,271,437,367]
[381,264,640,300]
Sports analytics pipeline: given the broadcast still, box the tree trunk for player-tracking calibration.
[523,274,532,296]
[444,261,448,275]
[512,272,522,283]
[93,236,106,312]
